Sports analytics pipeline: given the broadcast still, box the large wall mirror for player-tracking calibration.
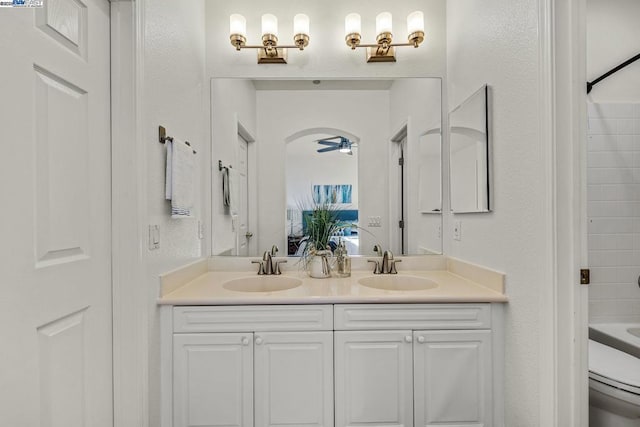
[211,78,442,257]
[449,85,491,213]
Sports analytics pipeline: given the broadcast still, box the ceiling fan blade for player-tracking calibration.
[317,140,339,146]
[317,146,339,153]
[313,136,343,142]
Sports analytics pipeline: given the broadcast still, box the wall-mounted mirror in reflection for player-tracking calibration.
[211,78,442,257]
[449,85,491,213]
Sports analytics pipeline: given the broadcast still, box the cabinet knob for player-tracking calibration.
[405,335,413,343]
[417,336,425,344]
[255,337,263,345]
[241,337,250,346]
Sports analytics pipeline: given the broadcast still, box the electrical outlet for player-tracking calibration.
[453,220,462,241]
[437,224,441,239]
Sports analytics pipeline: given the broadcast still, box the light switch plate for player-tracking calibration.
[149,225,160,250]
[453,220,462,241]
[367,216,382,227]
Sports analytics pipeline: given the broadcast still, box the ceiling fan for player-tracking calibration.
[315,136,357,155]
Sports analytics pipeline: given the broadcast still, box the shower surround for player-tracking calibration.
[587,103,640,323]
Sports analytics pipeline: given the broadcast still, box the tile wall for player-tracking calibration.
[588,103,640,323]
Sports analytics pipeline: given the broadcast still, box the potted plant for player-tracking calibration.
[299,201,344,278]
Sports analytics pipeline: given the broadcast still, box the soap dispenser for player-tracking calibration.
[335,240,351,278]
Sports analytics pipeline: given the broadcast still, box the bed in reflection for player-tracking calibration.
[287,209,359,256]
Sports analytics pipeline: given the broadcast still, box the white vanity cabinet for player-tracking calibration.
[169,305,334,427]
[333,304,497,427]
[165,303,502,427]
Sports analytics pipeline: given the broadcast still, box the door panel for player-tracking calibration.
[0,1,112,426]
[414,330,492,427]
[254,332,333,427]
[335,331,413,427]
[173,333,254,427]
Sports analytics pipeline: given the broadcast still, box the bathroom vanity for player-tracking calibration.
[159,256,507,427]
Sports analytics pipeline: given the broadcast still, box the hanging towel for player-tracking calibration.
[165,138,195,218]
[165,140,173,200]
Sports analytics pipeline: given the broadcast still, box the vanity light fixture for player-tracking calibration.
[230,13,310,64]
[345,11,425,62]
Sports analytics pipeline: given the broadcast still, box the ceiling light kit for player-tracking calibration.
[229,11,425,64]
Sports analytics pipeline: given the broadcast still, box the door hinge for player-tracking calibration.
[580,269,590,285]
[399,220,405,229]
[398,157,404,166]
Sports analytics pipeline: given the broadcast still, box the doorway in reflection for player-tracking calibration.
[286,129,360,255]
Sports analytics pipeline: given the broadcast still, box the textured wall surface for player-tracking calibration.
[143,0,207,425]
[446,0,543,425]
[587,0,640,103]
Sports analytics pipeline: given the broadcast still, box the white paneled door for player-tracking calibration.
[0,1,112,426]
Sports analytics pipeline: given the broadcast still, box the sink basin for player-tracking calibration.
[358,275,439,291]
[223,276,303,293]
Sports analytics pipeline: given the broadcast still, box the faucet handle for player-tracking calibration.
[251,260,266,275]
[389,259,402,274]
[274,259,287,275]
[367,259,382,274]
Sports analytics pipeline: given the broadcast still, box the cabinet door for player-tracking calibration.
[413,330,492,427]
[173,333,253,427]
[335,331,414,427]
[254,332,333,427]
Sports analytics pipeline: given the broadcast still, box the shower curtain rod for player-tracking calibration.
[587,52,640,94]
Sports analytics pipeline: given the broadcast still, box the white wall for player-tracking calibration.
[256,89,389,255]
[587,0,640,102]
[205,0,446,79]
[210,79,257,255]
[142,0,207,424]
[446,0,545,424]
[389,78,442,254]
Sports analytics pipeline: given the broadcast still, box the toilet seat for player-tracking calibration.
[589,339,640,396]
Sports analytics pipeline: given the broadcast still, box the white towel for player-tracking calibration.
[165,139,195,218]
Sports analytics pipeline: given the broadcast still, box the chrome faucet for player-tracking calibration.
[252,246,286,275]
[381,250,401,274]
[367,247,401,274]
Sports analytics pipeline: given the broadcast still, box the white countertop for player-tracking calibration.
[158,256,508,305]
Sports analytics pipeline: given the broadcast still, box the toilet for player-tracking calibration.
[589,339,640,427]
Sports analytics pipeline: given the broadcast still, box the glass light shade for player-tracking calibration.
[229,14,247,37]
[407,11,424,34]
[376,12,393,35]
[293,13,309,35]
[345,13,361,35]
[261,14,278,37]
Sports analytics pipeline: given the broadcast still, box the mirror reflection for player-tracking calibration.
[449,85,491,213]
[211,78,442,257]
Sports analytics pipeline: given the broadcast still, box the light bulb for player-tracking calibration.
[293,13,309,36]
[261,14,278,37]
[376,12,393,35]
[407,11,424,34]
[345,13,361,36]
[229,14,246,37]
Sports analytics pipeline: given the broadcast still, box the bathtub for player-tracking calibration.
[590,323,640,359]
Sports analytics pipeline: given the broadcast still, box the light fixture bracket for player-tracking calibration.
[367,46,396,62]
[258,47,288,64]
